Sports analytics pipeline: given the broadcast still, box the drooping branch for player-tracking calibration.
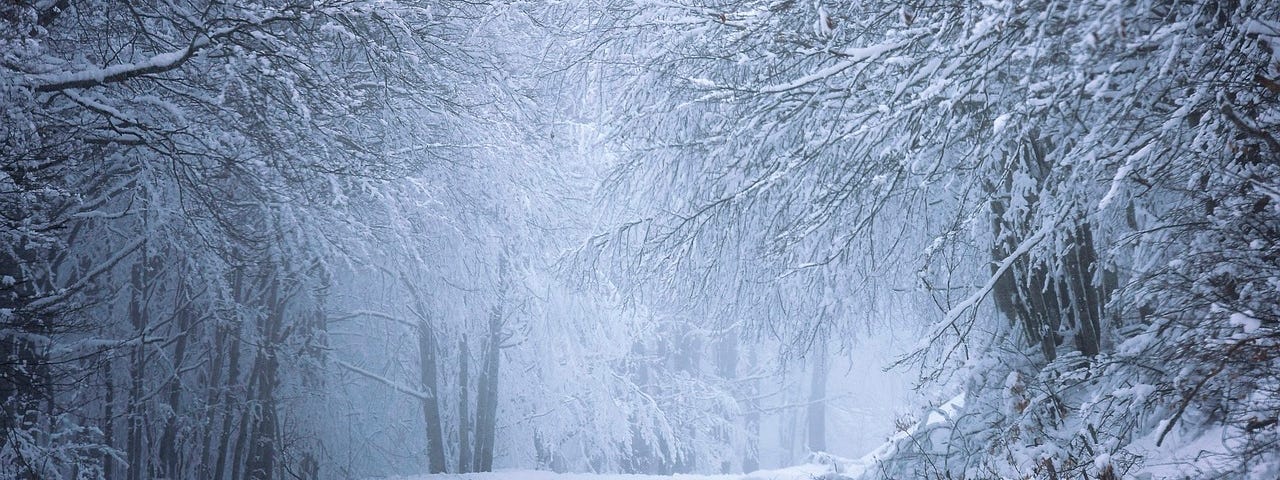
[333,358,433,401]
[29,10,306,93]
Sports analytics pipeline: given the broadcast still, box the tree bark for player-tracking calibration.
[212,320,241,480]
[160,288,192,479]
[988,138,1110,362]
[457,337,472,473]
[102,356,116,480]
[199,323,227,480]
[0,240,55,480]
[230,375,254,480]
[418,320,448,473]
[245,348,278,480]
[473,305,502,472]
[125,262,147,480]
[473,256,508,473]
[216,270,250,480]
[246,275,286,480]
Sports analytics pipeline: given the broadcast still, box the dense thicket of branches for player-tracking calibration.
[0,0,492,478]
[591,0,1280,478]
[5,0,1277,479]
[3,1,860,478]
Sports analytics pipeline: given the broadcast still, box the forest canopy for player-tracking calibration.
[2,0,1278,479]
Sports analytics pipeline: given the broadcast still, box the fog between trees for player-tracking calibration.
[3,1,1279,479]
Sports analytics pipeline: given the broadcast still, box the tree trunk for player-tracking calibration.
[246,275,285,480]
[245,349,278,480]
[212,321,241,480]
[457,338,472,473]
[742,345,760,473]
[991,219,1107,362]
[1065,222,1105,356]
[0,242,52,480]
[160,291,192,479]
[216,270,251,480]
[199,323,227,480]
[806,338,827,453]
[230,350,260,480]
[102,356,116,480]
[125,263,147,480]
[989,138,1110,362]
[473,305,502,472]
[418,320,448,473]
[473,255,508,474]
[715,331,738,473]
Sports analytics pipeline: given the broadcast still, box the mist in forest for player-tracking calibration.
[3,1,1279,479]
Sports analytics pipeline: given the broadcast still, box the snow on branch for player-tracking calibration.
[28,9,304,93]
[758,41,908,93]
[25,237,145,312]
[907,211,1063,356]
[31,44,202,92]
[331,310,417,330]
[333,358,433,401]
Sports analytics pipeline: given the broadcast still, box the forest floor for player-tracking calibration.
[381,397,952,480]
[380,462,851,480]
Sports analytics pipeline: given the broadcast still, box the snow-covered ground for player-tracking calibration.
[376,449,884,480]
[376,395,965,480]
[377,472,741,480]
[378,463,844,480]
[378,390,1252,480]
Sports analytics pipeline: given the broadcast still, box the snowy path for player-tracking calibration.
[379,463,841,480]
[378,394,966,480]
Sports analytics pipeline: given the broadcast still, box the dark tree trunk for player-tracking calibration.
[0,242,52,480]
[102,356,116,480]
[0,328,46,480]
[1064,223,1105,356]
[245,348,278,480]
[230,390,252,480]
[212,321,241,480]
[125,263,147,480]
[230,348,261,480]
[989,138,1111,362]
[160,290,192,479]
[457,337,472,473]
[418,320,448,473]
[473,306,502,472]
[473,256,508,474]
[246,275,287,480]
[199,323,227,480]
[214,270,248,480]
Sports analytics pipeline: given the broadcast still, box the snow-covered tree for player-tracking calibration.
[0,0,494,478]
[589,0,1280,477]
